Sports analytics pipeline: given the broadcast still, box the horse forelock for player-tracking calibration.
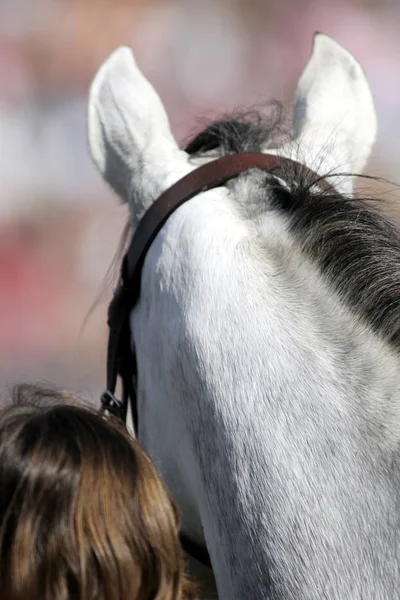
[185,108,400,352]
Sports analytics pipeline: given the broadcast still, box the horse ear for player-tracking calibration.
[277,34,377,194]
[88,47,192,214]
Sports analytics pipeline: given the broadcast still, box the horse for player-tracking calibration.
[87,33,400,599]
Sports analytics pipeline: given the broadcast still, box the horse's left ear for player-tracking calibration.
[275,34,377,194]
[88,47,192,216]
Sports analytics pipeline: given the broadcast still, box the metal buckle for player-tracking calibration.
[100,390,125,421]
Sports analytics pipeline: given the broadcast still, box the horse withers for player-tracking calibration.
[88,34,400,599]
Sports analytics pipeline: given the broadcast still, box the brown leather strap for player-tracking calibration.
[121,152,334,301]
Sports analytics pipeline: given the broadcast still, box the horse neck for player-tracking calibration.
[133,193,400,599]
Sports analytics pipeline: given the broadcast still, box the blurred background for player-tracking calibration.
[1,0,400,403]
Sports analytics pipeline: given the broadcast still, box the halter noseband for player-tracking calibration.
[99,151,335,568]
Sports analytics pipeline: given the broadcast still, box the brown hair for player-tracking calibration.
[0,385,195,600]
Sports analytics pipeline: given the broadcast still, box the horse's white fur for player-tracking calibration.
[88,35,399,599]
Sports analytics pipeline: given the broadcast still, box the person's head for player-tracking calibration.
[0,384,195,600]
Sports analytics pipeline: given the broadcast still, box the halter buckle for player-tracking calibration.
[99,390,125,421]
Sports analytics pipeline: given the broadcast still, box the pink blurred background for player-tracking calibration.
[1,0,399,403]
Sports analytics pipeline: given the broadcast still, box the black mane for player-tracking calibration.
[186,110,400,348]
[185,104,287,156]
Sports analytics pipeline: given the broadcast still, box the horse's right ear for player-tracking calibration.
[271,34,377,194]
[88,47,192,214]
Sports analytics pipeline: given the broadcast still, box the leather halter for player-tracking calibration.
[100,151,334,568]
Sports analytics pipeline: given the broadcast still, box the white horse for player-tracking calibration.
[88,34,400,599]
